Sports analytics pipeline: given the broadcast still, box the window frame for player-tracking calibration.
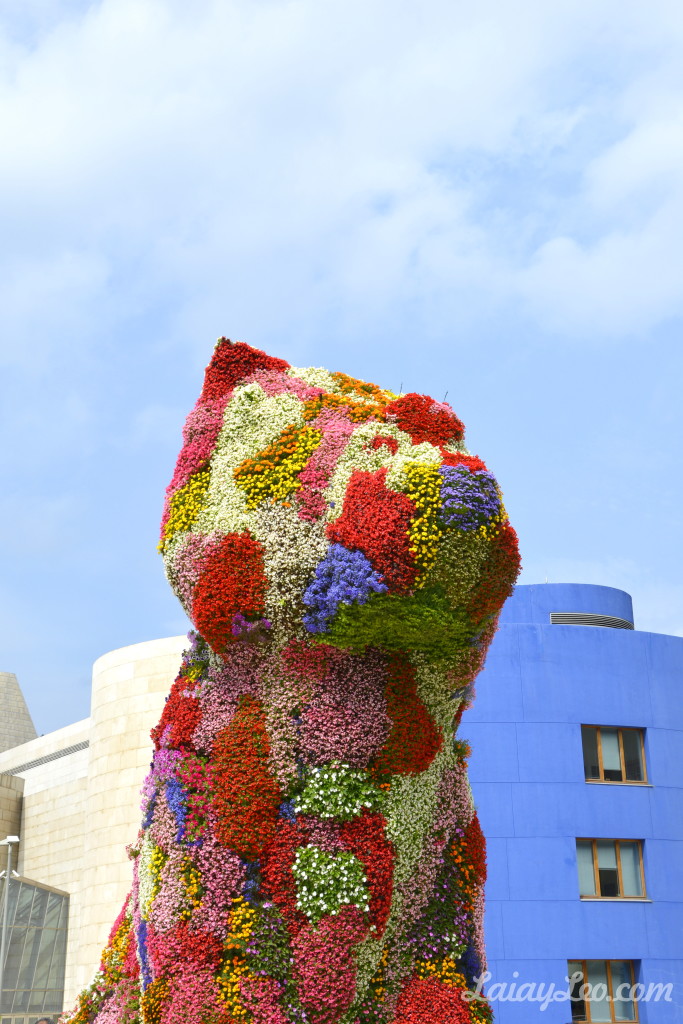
[576,838,647,899]
[581,725,648,784]
[568,959,639,1022]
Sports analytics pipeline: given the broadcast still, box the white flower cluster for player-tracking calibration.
[196,384,303,537]
[292,844,369,922]
[293,762,383,820]
[253,502,328,641]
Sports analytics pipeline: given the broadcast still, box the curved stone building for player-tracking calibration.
[462,583,683,1023]
[0,636,186,1022]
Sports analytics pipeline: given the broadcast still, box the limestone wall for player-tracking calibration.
[0,774,23,845]
[0,636,185,1007]
[0,671,37,752]
[74,635,185,999]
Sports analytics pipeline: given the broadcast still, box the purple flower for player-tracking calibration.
[439,465,502,531]
[302,543,387,633]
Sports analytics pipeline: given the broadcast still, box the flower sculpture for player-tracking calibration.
[63,339,520,1024]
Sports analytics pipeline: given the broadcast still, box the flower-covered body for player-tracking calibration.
[63,340,520,1024]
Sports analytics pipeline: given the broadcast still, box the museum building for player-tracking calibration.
[0,583,681,1024]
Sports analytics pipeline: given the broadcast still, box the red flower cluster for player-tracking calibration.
[177,753,214,840]
[213,696,282,859]
[281,638,330,682]
[327,469,417,592]
[122,927,140,981]
[292,906,366,1024]
[193,533,268,655]
[339,812,394,935]
[372,657,442,777]
[370,435,399,454]
[260,819,310,934]
[467,521,521,622]
[385,393,464,447]
[200,339,290,403]
[151,673,200,751]
[463,813,487,886]
[440,451,487,472]
[393,977,471,1024]
[148,921,223,976]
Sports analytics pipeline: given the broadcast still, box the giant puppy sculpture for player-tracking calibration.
[65,340,520,1024]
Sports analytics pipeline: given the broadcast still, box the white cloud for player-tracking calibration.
[2,0,683,351]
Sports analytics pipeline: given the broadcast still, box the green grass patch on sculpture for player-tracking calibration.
[324,588,481,657]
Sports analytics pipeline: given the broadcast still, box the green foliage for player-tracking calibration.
[324,588,479,658]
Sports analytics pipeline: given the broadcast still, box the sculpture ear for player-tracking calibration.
[199,339,290,403]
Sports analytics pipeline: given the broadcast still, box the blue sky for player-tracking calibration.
[1,0,682,733]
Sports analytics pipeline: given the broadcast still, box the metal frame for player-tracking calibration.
[568,959,639,1022]
[576,839,647,899]
[582,725,648,784]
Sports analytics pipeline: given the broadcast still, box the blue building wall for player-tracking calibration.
[461,583,683,1023]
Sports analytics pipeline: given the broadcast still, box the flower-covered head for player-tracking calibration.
[160,339,520,661]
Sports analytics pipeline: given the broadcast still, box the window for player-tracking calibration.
[0,879,68,1019]
[568,960,638,1022]
[581,726,646,783]
[576,840,645,898]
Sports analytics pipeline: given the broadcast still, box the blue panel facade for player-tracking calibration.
[461,583,683,1023]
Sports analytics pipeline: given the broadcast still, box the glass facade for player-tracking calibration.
[0,877,68,1021]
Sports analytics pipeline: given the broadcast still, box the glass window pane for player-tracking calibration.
[582,726,600,779]
[47,927,66,992]
[28,988,46,1012]
[33,928,58,990]
[577,841,597,896]
[586,960,611,1022]
[5,879,19,926]
[11,990,29,1012]
[619,843,643,897]
[4,927,28,989]
[43,989,64,1012]
[17,927,41,990]
[622,731,644,782]
[597,840,620,897]
[568,961,586,1021]
[29,888,48,928]
[611,961,636,1020]
[43,894,62,931]
[601,729,623,781]
[14,885,35,927]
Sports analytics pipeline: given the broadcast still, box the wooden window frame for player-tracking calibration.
[582,725,648,784]
[568,959,639,1022]
[576,839,646,899]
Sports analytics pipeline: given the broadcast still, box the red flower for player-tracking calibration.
[393,976,472,1024]
[370,435,399,455]
[440,450,487,472]
[292,906,367,1024]
[372,657,442,776]
[385,393,464,447]
[326,469,418,592]
[199,339,290,403]
[147,920,223,975]
[212,696,282,860]
[260,819,311,934]
[151,673,200,751]
[463,812,487,886]
[192,532,268,655]
[339,811,394,935]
